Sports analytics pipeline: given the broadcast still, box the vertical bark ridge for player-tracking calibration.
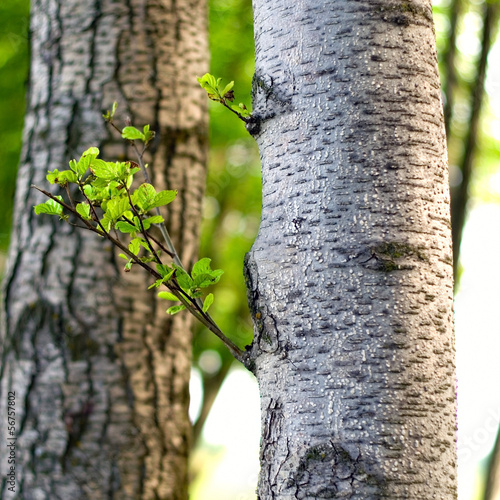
[247,0,456,497]
[0,0,208,498]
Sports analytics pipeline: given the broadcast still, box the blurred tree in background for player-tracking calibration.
[0,0,29,263]
[1,0,500,497]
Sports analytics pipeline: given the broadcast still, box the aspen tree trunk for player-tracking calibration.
[244,0,457,497]
[0,1,208,498]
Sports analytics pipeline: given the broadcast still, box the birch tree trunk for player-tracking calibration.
[244,0,457,497]
[0,1,208,498]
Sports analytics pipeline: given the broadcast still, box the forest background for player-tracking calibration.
[1,0,500,498]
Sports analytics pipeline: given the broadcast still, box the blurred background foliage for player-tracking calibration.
[1,0,500,498]
[0,0,29,267]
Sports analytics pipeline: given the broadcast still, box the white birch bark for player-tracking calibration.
[245,0,457,497]
[0,0,208,498]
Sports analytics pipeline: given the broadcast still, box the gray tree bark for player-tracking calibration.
[0,0,208,499]
[244,0,457,497]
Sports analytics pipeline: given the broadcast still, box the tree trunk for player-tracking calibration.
[244,0,457,497]
[0,0,208,498]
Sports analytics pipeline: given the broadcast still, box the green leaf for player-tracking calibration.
[75,202,91,220]
[197,73,221,100]
[151,190,177,209]
[122,126,145,141]
[46,169,78,185]
[143,124,155,144]
[115,221,138,234]
[202,293,214,313]
[129,238,142,256]
[191,258,224,287]
[166,305,186,315]
[90,160,119,181]
[132,183,156,211]
[83,147,100,157]
[100,212,113,231]
[105,196,130,220]
[148,279,163,289]
[158,291,179,301]
[118,253,129,260]
[192,258,213,278]
[73,147,100,176]
[34,197,64,216]
[192,273,221,289]
[142,215,164,230]
[221,81,234,96]
[172,265,194,292]
[156,264,175,281]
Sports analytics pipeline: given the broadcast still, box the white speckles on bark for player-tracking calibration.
[0,1,208,499]
[246,0,456,498]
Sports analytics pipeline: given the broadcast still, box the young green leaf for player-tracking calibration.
[166,304,186,315]
[221,81,234,97]
[132,183,156,211]
[158,291,179,301]
[143,124,155,144]
[172,265,194,293]
[46,169,78,185]
[105,196,130,220]
[142,215,164,230]
[202,293,214,313]
[115,221,138,233]
[90,160,119,181]
[192,258,213,278]
[76,202,92,220]
[151,190,177,209]
[34,197,64,216]
[129,238,143,256]
[122,126,145,141]
[197,73,221,100]
[74,147,100,176]
[156,263,174,278]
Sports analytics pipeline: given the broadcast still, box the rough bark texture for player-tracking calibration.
[245,0,457,498]
[0,0,208,499]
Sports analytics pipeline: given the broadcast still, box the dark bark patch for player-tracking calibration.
[288,442,384,498]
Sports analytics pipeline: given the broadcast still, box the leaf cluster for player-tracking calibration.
[32,104,246,363]
[34,144,219,316]
[197,73,251,122]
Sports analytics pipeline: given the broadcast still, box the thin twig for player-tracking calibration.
[220,100,250,123]
[121,214,174,257]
